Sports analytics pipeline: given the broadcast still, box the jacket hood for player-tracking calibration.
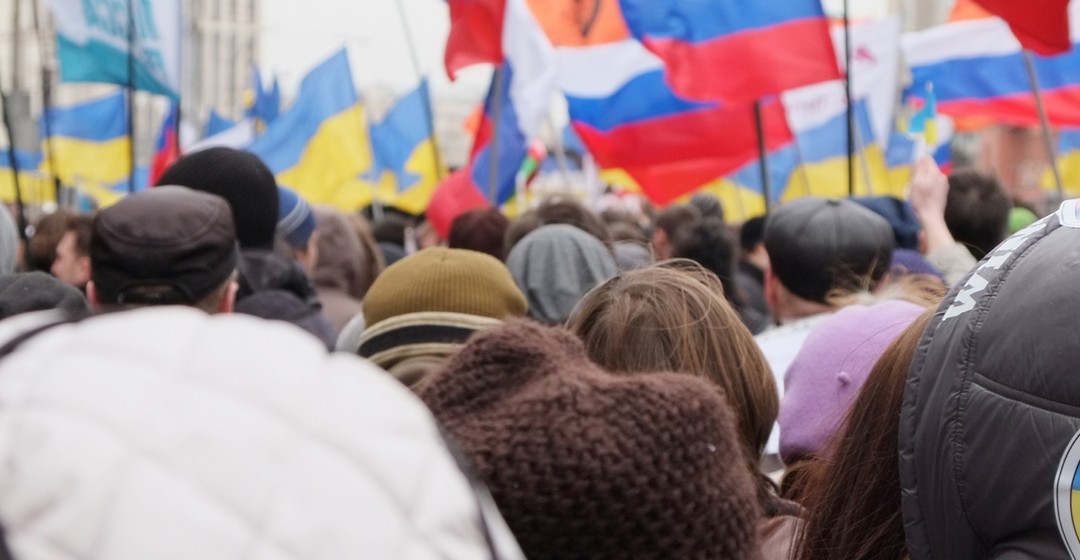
[901,203,1080,559]
[0,307,523,560]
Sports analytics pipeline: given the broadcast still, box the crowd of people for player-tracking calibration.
[0,145,1072,559]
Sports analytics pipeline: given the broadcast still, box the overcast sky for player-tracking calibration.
[260,0,890,103]
[260,0,490,102]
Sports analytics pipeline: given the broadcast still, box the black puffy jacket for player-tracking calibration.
[901,203,1080,559]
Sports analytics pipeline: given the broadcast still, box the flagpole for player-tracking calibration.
[0,90,30,251]
[1022,49,1065,202]
[487,66,506,204]
[790,136,814,197]
[843,0,855,198]
[33,0,62,205]
[753,101,773,212]
[126,0,137,194]
[394,0,445,181]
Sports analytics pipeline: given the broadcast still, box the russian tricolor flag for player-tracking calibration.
[904,8,1080,128]
[560,40,793,205]
[149,103,179,186]
[444,0,557,205]
[618,0,841,103]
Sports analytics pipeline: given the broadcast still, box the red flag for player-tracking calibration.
[425,169,491,239]
[444,0,505,79]
[149,105,179,186]
[973,0,1071,56]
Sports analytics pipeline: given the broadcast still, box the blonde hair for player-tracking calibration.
[567,260,778,478]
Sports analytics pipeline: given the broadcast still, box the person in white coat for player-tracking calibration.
[0,307,522,560]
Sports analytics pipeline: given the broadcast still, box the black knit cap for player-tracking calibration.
[420,320,762,560]
[91,186,238,305]
[156,147,279,249]
[764,197,895,302]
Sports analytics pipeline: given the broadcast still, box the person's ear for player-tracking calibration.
[219,281,239,314]
[86,281,102,312]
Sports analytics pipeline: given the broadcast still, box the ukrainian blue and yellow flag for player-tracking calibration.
[1044,130,1080,198]
[248,49,374,210]
[0,149,52,205]
[41,91,131,190]
[366,79,444,215]
[783,101,896,201]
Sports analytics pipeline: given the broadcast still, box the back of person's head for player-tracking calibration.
[534,196,612,249]
[0,307,524,560]
[670,216,741,306]
[689,193,725,221]
[764,198,894,317]
[345,213,385,299]
[357,247,528,387]
[740,216,767,254]
[506,224,617,325]
[0,272,89,319]
[312,206,374,299]
[567,261,777,495]
[156,147,279,249]
[371,214,410,247]
[901,206,1080,559]
[652,204,701,260]
[793,312,932,560]
[419,320,762,560]
[234,289,338,349]
[29,209,75,272]
[448,207,511,260]
[945,170,1010,260]
[88,186,239,314]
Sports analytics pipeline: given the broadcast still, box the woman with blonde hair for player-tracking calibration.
[567,260,794,558]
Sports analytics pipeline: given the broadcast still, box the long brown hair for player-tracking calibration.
[566,260,778,497]
[792,311,934,560]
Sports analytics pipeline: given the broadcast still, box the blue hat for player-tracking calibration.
[277,187,317,250]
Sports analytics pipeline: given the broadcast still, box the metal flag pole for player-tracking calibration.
[1022,49,1065,202]
[0,90,30,250]
[394,0,445,181]
[843,0,855,198]
[32,0,62,206]
[126,0,137,194]
[486,66,506,204]
[753,101,773,212]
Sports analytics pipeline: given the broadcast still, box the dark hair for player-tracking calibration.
[503,197,612,255]
[792,311,933,560]
[654,204,701,239]
[670,217,742,308]
[688,193,724,221]
[946,170,1010,260]
[607,221,648,245]
[740,216,767,253]
[372,215,411,247]
[29,210,76,272]
[67,215,94,259]
[448,208,510,260]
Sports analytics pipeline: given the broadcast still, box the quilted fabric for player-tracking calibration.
[0,307,522,560]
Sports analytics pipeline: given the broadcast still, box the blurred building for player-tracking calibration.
[187,0,261,124]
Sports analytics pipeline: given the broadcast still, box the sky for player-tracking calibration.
[260,0,491,103]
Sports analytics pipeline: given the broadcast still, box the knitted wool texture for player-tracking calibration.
[420,321,762,560]
[362,248,527,327]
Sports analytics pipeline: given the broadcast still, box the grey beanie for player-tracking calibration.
[506,224,616,325]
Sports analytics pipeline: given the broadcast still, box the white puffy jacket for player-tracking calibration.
[0,308,523,560]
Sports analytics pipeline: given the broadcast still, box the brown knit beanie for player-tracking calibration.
[419,321,761,560]
[358,248,528,386]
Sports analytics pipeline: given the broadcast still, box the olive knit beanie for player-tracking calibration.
[357,248,528,385]
[419,320,762,560]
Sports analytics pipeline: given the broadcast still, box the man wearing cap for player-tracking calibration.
[87,186,239,314]
[753,196,895,453]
